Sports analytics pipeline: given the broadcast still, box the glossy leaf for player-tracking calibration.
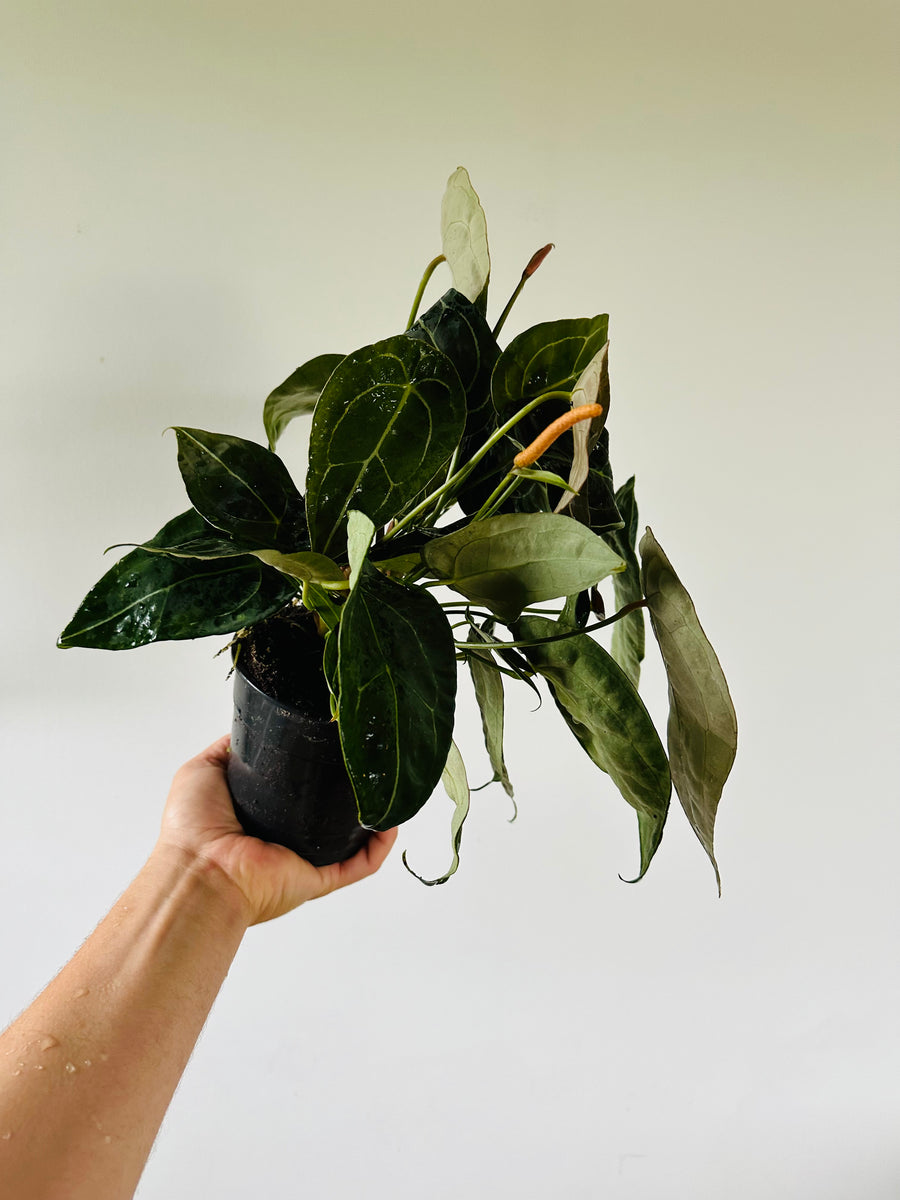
[424,513,624,623]
[403,741,471,885]
[263,354,344,450]
[252,549,343,584]
[305,335,466,555]
[336,563,457,829]
[516,615,671,880]
[441,167,490,310]
[58,549,295,650]
[137,508,262,558]
[407,288,500,451]
[172,428,306,550]
[491,315,609,416]
[466,624,514,798]
[554,342,610,514]
[603,477,645,688]
[640,528,737,892]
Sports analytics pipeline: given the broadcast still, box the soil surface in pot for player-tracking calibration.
[234,606,331,716]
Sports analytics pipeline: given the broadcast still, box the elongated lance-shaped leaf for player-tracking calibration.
[491,315,609,418]
[466,623,514,798]
[263,353,344,450]
[515,615,671,880]
[554,342,610,514]
[403,741,471,885]
[602,477,645,688]
[336,562,457,829]
[305,335,466,556]
[407,289,500,453]
[172,428,306,550]
[424,512,624,623]
[639,528,737,892]
[58,548,295,650]
[441,167,490,311]
[136,508,268,559]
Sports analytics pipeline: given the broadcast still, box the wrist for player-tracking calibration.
[150,840,254,933]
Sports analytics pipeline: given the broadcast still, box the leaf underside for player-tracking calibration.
[263,353,345,450]
[515,615,671,881]
[403,740,471,885]
[603,477,645,688]
[640,528,737,892]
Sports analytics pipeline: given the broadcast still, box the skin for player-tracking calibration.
[0,735,396,1200]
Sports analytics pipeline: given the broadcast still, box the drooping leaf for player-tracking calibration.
[440,167,490,311]
[554,342,610,514]
[305,335,466,555]
[262,353,344,450]
[639,528,737,892]
[252,549,344,584]
[402,740,471,885]
[336,563,457,829]
[424,512,624,623]
[491,315,610,417]
[515,615,671,880]
[407,288,500,451]
[172,428,306,550]
[136,508,264,558]
[466,624,514,798]
[58,549,295,650]
[602,477,645,688]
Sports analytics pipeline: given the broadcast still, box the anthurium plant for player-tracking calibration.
[59,168,737,888]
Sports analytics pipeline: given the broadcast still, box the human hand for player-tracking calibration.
[157,735,397,925]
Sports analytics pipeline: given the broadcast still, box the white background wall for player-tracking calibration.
[2,2,898,1196]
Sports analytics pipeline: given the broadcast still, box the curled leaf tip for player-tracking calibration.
[401,848,449,887]
[513,403,605,468]
[524,243,554,278]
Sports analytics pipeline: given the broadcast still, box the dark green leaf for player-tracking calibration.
[407,289,500,451]
[466,624,513,798]
[336,564,457,829]
[137,508,263,558]
[515,615,671,881]
[602,477,645,688]
[263,354,344,450]
[172,428,306,550]
[640,528,737,892]
[491,315,609,416]
[58,549,295,650]
[424,513,624,623]
[441,167,490,310]
[305,335,466,555]
[402,741,470,885]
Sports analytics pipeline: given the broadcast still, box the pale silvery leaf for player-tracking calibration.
[441,167,490,307]
[555,342,610,514]
[346,510,376,591]
[403,740,471,885]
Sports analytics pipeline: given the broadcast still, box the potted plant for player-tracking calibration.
[59,168,737,888]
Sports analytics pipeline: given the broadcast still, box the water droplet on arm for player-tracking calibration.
[40,1036,59,1052]
[65,1062,77,1074]
[73,987,90,999]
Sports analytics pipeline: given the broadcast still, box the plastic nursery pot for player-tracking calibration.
[227,665,369,868]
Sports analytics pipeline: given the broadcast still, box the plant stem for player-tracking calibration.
[451,599,648,650]
[406,254,446,329]
[385,389,572,539]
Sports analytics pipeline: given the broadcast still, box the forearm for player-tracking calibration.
[0,843,250,1200]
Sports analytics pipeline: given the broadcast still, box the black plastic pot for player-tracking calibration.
[226,667,369,866]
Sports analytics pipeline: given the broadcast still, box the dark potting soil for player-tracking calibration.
[235,606,332,718]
